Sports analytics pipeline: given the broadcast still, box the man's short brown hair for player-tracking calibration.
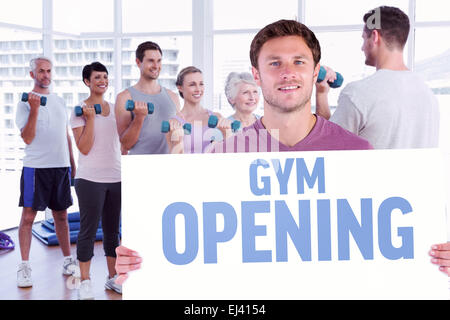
[136,41,163,62]
[363,6,410,50]
[250,19,321,69]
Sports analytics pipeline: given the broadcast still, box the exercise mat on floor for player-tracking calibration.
[31,222,103,246]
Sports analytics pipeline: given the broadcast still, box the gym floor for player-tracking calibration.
[0,225,121,300]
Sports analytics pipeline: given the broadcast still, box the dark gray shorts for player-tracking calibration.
[19,167,73,211]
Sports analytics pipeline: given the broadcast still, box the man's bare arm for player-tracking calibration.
[115,90,146,150]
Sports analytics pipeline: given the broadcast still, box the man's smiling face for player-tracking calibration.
[252,35,319,114]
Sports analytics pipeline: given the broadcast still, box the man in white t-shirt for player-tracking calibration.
[15,56,78,288]
[315,6,440,149]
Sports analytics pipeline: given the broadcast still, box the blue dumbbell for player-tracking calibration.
[125,99,154,114]
[231,121,241,132]
[208,115,241,133]
[74,104,102,117]
[207,115,218,128]
[317,66,344,88]
[161,121,192,135]
[21,92,47,106]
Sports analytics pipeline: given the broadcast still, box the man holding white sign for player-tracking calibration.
[115,19,450,298]
[119,149,448,299]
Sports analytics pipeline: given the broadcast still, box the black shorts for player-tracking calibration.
[19,167,73,212]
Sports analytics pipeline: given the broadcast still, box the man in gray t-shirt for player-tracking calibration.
[15,57,77,289]
[315,6,440,149]
[115,41,180,155]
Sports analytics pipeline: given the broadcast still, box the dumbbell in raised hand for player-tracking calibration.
[74,104,102,117]
[161,120,192,135]
[317,66,344,88]
[21,92,47,106]
[125,99,154,114]
[208,115,241,132]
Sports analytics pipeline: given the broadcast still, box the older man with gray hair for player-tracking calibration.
[15,56,77,288]
[224,72,261,129]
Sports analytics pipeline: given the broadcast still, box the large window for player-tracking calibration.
[122,0,192,33]
[213,33,260,115]
[0,0,42,28]
[0,27,42,229]
[415,26,450,156]
[415,0,450,21]
[305,0,409,26]
[214,0,297,30]
[53,35,115,107]
[53,0,114,34]
[0,0,449,231]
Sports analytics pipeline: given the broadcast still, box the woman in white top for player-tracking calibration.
[224,72,261,129]
[166,66,234,154]
[70,62,122,300]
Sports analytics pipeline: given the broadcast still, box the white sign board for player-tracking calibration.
[122,149,449,300]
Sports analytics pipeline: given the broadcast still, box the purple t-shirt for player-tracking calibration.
[209,115,373,153]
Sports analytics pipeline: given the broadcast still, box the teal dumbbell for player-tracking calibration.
[21,92,47,106]
[74,104,102,117]
[161,121,192,135]
[207,115,218,128]
[125,99,154,114]
[231,120,241,132]
[317,66,344,88]
[208,115,241,133]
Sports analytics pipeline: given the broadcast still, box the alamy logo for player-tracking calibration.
[169,121,281,154]
[66,275,81,290]
[366,7,381,30]
[66,267,81,290]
